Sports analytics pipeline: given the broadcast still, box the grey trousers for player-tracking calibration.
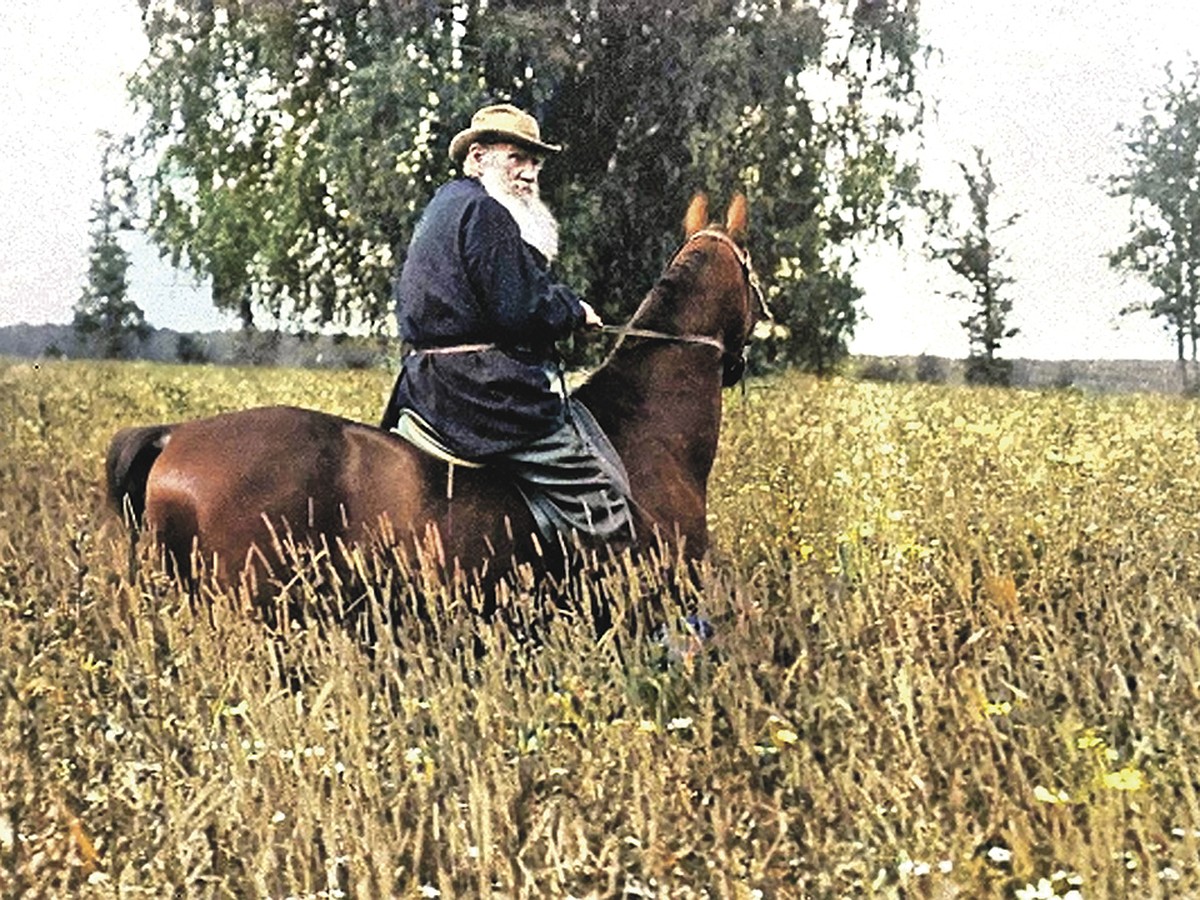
[492,400,636,553]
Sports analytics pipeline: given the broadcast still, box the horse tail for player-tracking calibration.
[106,424,172,527]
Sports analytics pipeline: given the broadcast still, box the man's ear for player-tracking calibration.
[463,142,485,175]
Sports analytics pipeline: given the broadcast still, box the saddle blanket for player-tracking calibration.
[390,409,484,469]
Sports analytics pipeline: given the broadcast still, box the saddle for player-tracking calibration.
[390,409,483,498]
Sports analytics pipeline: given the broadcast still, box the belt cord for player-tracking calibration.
[410,342,498,356]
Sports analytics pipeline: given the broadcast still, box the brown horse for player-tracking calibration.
[106,193,763,604]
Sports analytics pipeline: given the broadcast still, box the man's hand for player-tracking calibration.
[579,300,604,329]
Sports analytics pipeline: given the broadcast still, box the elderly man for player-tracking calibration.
[381,103,635,557]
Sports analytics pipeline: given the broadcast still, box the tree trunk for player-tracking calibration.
[1176,323,1189,393]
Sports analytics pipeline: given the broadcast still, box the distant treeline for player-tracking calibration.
[851,354,1191,396]
[0,324,393,370]
[1,324,1190,395]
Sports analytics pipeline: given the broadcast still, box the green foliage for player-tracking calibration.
[915,351,946,384]
[963,353,1013,387]
[128,0,925,367]
[1109,60,1200,371]
[6,361,1200,894]
[174,333,210,364]
[767,263,863,374]
[857,355,908,383]
[923,146,1020,381]
[73,136,151,359]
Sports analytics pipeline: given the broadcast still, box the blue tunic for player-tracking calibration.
[382,179,586,457]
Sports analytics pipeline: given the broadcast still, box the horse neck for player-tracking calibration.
[576,291,727,499]
[584,342,723,462]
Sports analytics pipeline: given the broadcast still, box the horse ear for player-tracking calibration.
[684,193,709,238]
[725,193,748,241]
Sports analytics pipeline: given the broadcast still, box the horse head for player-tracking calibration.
[664,192,767,386]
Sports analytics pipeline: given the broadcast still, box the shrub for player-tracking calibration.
[857,357,908,383]
[915,353,947,384]
[175,334,210,364]
[1051,362,1077,391]
[964,355,1013,387]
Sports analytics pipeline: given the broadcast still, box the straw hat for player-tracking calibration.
[448,104,561,164]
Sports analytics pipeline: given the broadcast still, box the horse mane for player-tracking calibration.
[574,239,717,424]
[624,248,708,334]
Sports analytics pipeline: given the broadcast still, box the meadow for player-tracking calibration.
[3,357,1200,898]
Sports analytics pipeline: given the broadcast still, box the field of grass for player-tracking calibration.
[3,356,1200,898]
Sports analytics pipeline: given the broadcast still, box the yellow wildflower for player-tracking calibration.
[1102,765,1146,792]
[772,727,799,747]
[1033,785,1071,804]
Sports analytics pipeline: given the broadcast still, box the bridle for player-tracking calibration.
[600,227,771,385]
[684,227,770,326]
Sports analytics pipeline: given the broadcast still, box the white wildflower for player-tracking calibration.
[986,845,1012,864]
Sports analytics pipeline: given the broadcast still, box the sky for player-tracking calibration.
[2,1,1199,359]
[1,0,236,333]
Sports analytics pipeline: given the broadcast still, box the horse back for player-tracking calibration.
[138,405,534,586]
[339,418,538,568]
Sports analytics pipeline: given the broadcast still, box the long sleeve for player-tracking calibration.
[460,196,585,345]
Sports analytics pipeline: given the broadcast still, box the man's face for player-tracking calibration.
[470,141,559,260]
[475,143,544,199]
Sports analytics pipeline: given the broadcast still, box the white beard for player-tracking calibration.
[478,168,561,262]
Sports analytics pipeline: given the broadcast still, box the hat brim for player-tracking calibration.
[449,128,562,164]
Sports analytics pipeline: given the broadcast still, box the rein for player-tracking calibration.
[598,227,769,353]
[597,324,723,351]
[413,229,768,365]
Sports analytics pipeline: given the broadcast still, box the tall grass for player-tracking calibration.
[3,357,1199,898]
